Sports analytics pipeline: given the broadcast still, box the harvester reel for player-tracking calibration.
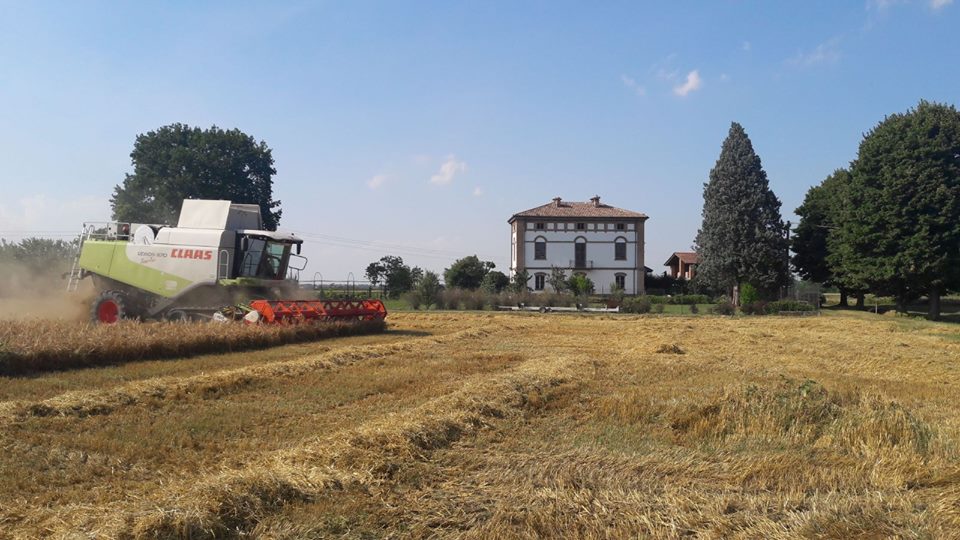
[91,290,137,324]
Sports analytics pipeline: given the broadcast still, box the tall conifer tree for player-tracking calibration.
[695,123,789,304]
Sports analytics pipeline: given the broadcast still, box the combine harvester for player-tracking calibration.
[66,199,387,324]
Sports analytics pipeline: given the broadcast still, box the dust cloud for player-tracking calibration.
[0,262,92,321]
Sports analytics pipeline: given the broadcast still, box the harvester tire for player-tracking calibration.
[91,290,135,324]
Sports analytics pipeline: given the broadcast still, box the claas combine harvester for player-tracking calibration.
[67,199,387,324]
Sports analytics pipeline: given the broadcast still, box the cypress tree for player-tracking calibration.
[694,122,789,304]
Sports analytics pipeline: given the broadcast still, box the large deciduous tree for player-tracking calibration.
[111,124,281,229]
[836,101,960,319]
[792,168,866,306]
[365,255,422,298]
[694,122,789,304]
[480,270,510,293]
[444,255,495,290]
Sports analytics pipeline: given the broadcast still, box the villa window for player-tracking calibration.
[575,222,586,230]
[534,273,546,291]
[616,223,626,231]
[534,222,545,230]
[615,273,626,290]
[534,237,546,260]
[615,239,627,260]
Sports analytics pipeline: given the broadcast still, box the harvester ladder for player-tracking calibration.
[65,225,91,292]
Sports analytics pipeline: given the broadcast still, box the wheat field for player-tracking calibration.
[1,311,959,538]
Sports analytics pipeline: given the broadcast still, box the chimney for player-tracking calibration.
[590,195,601,207]
[552,197,562,207]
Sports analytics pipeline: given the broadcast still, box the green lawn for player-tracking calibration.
[822,293,960,323]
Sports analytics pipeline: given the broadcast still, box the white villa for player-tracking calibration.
[508,196,648,294]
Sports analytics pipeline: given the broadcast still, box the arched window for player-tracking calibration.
[614,237,627,261]
[534,236,547,260]
[574,236,587,268]
[534,273,546,291]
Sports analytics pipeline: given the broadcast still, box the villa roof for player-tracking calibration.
[509,197,647,222]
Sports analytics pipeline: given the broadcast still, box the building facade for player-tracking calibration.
[664,252,700,280]
[509,196,648,294]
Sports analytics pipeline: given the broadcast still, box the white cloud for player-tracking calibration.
[931,0,953,9]
[429,155,466,186]
[367,174,387,190]
[787,38,841,67]
[673,70,703,96]
[620,74,646,96]
[656,67,679,81]
[649,53,678,78]
[472,187,483,197]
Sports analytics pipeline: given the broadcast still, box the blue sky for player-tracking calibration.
[1,0,957,281]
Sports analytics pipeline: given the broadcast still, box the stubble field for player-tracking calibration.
[1,311,959,538]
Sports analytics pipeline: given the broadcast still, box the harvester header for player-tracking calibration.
[68,199,386,324]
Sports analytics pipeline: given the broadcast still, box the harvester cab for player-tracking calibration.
[71,199,386,324]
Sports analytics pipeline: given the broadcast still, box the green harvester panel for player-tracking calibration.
[79,240,193,298]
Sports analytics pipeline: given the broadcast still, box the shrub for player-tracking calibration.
[441,288,463,310]
[607,285,625,308]
[567,274,595,296]
[740,283,760,305]
[741,301,770,315]
[653,303,665,314]
[462,290,488,310]
[689,303,699,314]
[711,301,735,315]
[672,294,710,305]
[649,294,710,305]
[534,293,556,308]
[548,267,569,293]
[768,300,815,313]
[509,270,532,293]
[416,271,441,309]
[404,291,422,310]
[497,291,532,308]
[622,296,652,314]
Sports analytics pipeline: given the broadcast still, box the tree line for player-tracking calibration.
[695,101,959,320]
[0,238,76,296]
[20,110,953,319]
[790,101,959,320]
[364,254,606,302]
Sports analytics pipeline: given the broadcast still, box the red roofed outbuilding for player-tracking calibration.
[664,252,700,280]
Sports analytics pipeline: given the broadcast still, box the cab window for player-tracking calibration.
[239,238,291,279]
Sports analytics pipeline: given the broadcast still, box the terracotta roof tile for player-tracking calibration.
[509,198,647,221]
[664,252,700,266]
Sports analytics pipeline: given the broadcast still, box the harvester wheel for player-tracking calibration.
[91,290,135,324]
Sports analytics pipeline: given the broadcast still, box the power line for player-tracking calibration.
[0,230,509,263]
[292,230,504,261]
[0,230,78,234]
